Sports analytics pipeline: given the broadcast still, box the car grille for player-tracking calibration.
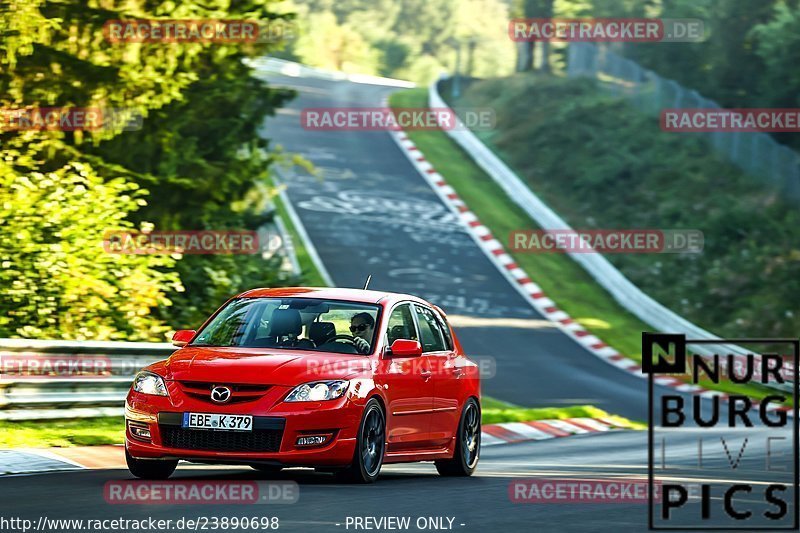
[177,381,271,404]
[160,426,283,452]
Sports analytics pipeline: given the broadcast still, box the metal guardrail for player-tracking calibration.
[246,56,416,88]
[567,42,800,200]
[430,78,793,393]
[0,338,174,420]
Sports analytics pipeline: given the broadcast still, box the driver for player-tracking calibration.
[349,312,375,354]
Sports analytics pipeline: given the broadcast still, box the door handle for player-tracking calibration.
[420,369,432,380]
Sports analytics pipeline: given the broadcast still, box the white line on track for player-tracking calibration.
[272,168,335,286]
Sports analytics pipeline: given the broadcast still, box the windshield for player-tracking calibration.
[191,298,381,355]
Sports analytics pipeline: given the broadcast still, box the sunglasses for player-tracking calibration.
[349,324,370,333]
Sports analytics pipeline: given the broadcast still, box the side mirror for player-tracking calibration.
[388,339,422,357]
[172,329,196,347]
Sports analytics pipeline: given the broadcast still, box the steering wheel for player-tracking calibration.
[331,334,357,346]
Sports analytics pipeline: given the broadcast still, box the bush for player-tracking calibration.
[457,74,800,338]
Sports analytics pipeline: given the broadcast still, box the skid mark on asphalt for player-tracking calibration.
[275,164,539,318]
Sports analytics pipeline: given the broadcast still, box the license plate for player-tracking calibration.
[182,412,253,431]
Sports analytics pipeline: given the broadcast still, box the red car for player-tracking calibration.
[125,287,481,483]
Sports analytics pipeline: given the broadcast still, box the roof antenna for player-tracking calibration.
[363,275,372,290]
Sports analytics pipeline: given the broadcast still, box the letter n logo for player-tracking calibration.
[642,333,686,374]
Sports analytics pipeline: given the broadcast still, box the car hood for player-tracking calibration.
[162,346,373,385]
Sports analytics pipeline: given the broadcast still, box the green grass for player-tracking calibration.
[265,175,328,287]
[448,74,800,342]
[480,396,521,410]
[389,88,780,403]
[390,88,649,365]
[0,417,124,448]
[0,398,641,449]
[481,396,644,429]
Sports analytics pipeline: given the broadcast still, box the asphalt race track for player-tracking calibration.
[0,68,793,533]
[258,72,651,419]
[2,427,792,532]
[257,70,725,425]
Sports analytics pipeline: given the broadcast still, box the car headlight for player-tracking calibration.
[285,380,349,402]
[132,371,168,396]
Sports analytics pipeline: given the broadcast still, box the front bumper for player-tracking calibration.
[125,385,362,467]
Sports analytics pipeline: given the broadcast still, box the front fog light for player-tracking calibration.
[132,426,151,439]
[296,435,331,447]
[128,421,152,442]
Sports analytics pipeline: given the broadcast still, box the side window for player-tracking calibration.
[414,305,446,353]
[433,309,453,350]
[386,304,418,344]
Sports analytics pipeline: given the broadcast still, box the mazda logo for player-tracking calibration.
[210,386,232,403]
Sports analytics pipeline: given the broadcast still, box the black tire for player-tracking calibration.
[250,464,283,474]
[435,398,480,476]
[335,398,385,483]
[126,449,178,480]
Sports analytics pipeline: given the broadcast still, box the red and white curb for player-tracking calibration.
[385,118,786,411]
[481,417,627,447]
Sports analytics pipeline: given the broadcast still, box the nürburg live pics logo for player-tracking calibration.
[643,332,799,530]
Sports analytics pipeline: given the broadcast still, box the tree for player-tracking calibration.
[0,0,297,338]
[751,5,800,106]
[293,12,379,72]
[513,0,554,72]
[283,0,515,82]
[0,157,181,340]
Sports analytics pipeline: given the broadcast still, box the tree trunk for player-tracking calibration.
[538,0,554,73]
[539,40,551,73]
[517,41,534,72]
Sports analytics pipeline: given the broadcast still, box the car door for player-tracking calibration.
[413,304,460,447]
[377,302,436,451]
